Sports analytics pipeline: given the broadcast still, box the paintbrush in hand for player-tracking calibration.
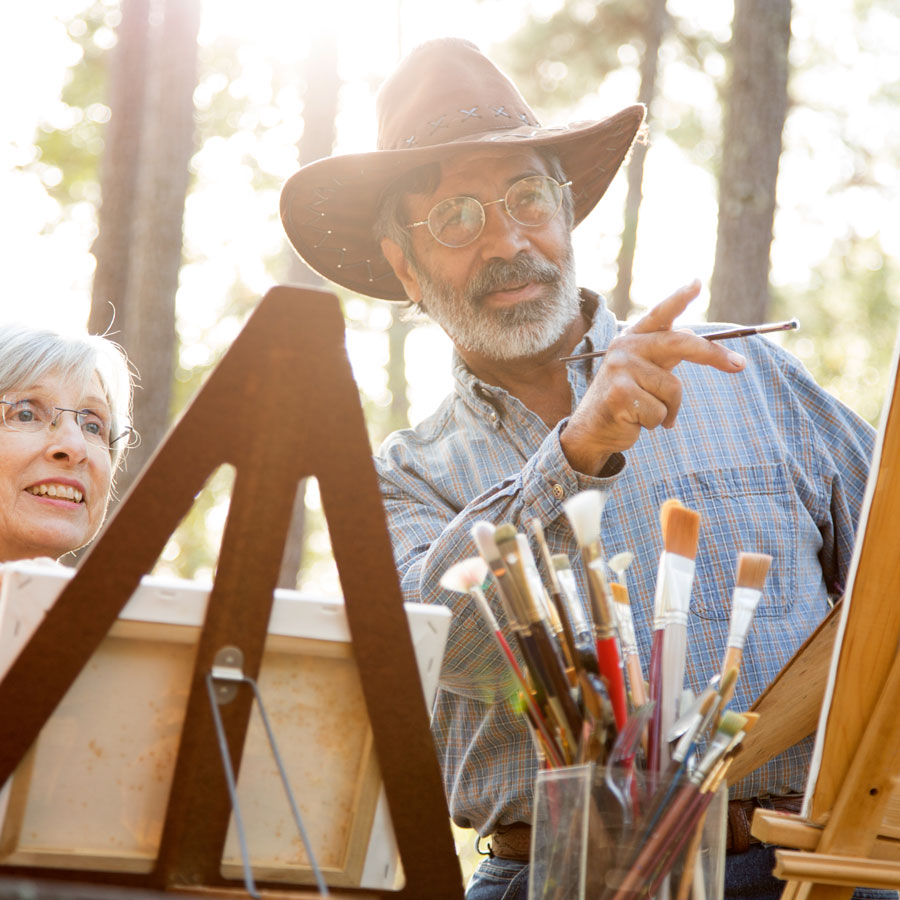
[559,318,799,362]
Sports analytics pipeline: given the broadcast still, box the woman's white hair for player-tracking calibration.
[0,322,136,469]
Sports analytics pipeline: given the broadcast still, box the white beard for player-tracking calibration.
[414,245,580,361]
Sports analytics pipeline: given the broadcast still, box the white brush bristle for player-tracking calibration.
[440,557,490,593]
[471,520,500,563]
[563,489,606,547]
[608,551,634,576]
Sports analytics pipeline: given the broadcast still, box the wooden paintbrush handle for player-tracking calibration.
[648,628,664,772]
[626,653,647,707]
[720,647,743,706]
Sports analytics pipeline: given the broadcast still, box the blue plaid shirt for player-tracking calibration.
[374,292,874,835]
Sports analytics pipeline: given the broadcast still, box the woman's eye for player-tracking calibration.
[12,402,39,423]
[79,412,107,438]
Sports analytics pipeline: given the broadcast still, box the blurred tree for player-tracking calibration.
[97,0,201,494]
[611,0,668,320]
[773,235,900,426]
[498,0,723,315]
[278,31,341,590]
[88,0,150,338]
[708,0,792,324]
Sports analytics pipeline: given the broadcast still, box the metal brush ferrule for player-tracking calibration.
[726,587,763,649]
[655,551,695,627]
[584,555,614,635]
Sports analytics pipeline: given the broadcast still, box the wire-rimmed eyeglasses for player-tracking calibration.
[405,174,572,248]
[1,396,138,452]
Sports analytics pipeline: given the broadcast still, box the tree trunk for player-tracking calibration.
[279,32,341,589]
[708,0,791,324]
[114,0,200,494]
[88,0,151,338]
[611,0,668,321]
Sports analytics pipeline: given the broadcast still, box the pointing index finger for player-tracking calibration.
[629,280,702,336]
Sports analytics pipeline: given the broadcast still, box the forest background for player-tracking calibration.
[3,0,900,879]
[3,0,899,594]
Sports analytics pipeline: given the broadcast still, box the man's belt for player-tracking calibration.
[488,822,532,861]
[488,795,805,861]
[726,795,804,854]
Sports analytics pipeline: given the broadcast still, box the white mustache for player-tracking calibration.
[468,255,560,304]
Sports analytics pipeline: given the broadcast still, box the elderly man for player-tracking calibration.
[281,38,879,900]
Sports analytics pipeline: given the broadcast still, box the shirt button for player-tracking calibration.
[552,483,565,500]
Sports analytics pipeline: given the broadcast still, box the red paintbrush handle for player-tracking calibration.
[595,634,628,730]
[647,627,664,773]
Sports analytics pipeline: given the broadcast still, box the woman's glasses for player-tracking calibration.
[0,396,137,451]
[405,174,571,248]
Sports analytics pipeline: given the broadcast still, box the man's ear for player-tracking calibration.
[380,238,422,304]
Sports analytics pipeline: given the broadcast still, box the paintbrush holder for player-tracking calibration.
[529,763,726,900]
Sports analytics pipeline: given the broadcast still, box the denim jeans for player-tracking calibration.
[464,848,899,899]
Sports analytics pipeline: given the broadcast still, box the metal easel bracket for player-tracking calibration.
[207,646,329,897]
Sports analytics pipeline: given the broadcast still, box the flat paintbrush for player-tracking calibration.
[658,502,701,770]
[563,490,629,730]
[648,499,682,772]
[528,518,582,676]
[720,552,773,707]
[552,553,600,671]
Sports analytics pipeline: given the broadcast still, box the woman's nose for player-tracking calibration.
[46,411,89,460]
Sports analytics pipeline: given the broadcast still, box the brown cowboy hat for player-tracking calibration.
[280,38,645,302]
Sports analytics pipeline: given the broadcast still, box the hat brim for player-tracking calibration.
[280,104,645,302]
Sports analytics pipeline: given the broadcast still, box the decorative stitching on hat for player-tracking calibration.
[491,105,511,118]
[312,228,334,249]
[459,106,481,120]
[404,135,416,146]
[429,116,448,134]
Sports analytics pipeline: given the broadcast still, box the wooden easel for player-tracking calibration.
[0,286,465,900]
[745,331,900,897]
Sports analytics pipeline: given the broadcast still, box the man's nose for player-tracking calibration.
[477,202,531,259]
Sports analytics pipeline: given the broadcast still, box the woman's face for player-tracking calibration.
[0,371,113,562]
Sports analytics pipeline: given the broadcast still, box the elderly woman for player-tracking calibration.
[0,322,135,563]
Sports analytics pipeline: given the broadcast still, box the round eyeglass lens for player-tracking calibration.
[428,197,485,247]
[506,175,563,226]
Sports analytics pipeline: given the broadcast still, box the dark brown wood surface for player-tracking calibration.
[0,286,463,899]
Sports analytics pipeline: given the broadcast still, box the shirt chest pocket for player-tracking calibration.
[650,462,812,621]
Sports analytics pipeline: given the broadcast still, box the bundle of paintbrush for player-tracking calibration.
[441,490,770,774]
[440,489,776,897]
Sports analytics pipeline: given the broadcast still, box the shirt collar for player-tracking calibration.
[452,288,618,407]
